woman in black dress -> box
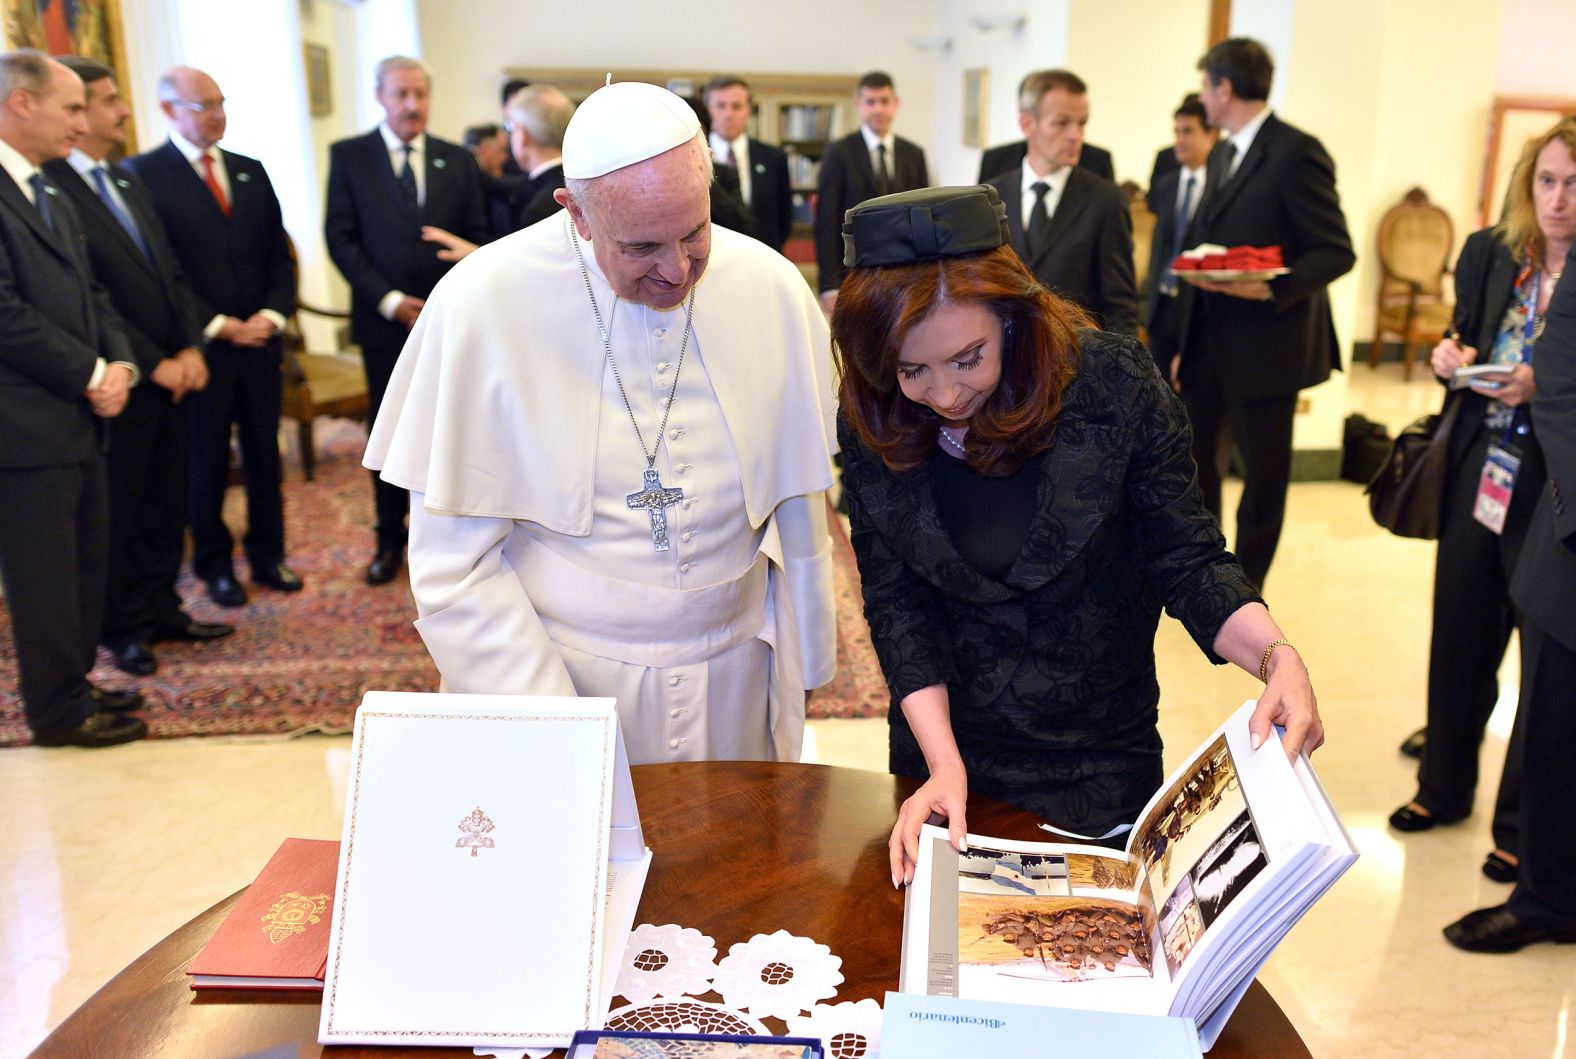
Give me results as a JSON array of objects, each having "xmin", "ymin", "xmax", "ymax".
[{"xmin": 828, "ymin": 187, "xmax": 1323, "ymax": 886}]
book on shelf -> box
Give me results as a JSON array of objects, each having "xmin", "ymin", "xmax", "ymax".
[
  {"xmin": 317, "ymin": 692, "xmax": 652, "ymax": 1049},
  {"xmin": 880, "ymin": 991, "xmax": 1203, "ymax": 1057},
  {"xmin": 898, "ymin": 699, "xmax": 1356, "ymax": 1050},
  {"xmin": 186, "ymin": 837, "xmax": 340, "ymax": 991}
]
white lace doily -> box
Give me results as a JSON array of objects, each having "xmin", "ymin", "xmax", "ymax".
[
  {"xmin": 786, "ymin": 998, "xmax": 884, "ymax": 1059},
  {"xmin": 711, "ymin": 929, "xmax": 844, "ymax": 1019},
  {"xmin": 603, "ymin": 997, "xmax": 770, "ymax": 1036},
  {"xmin": 471, "ymin": 1047, "xmax": 551, "ymax": 1059},
  {"xmin": 615, "ymin": 923, "xmax": 719, "ymax": 1003}
]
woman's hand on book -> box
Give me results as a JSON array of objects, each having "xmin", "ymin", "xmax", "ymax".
[
  {"xmin": 1251, "ymin": 650, "xmax": 1324, "ymax": 761},
  {"xmin": 890, "ymin": 762, "xmax": 969, "ymax": 888}
]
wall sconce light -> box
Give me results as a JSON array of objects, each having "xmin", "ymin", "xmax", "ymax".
[
  {"xmin": 908, "ymin": 35, "xmax": 954, "ymax": 52},
  {"xmin": 967, "ymin": 13, "xmax": 1027, "ymax": 33}
]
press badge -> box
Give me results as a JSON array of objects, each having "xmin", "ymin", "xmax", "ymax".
[{"xmin": 1472, "ymin": 444, "xmax": 1521, "ymax": 535}]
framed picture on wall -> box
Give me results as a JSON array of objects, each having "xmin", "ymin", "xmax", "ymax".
[
  {"xmin": 3, "ymin": 0, "xmax": 137, "ymax": 151},
  {"xmin": 304, "ymin": 43, "xmax": 332, "ymax": 117},
  {"xmin": 963, "ymin": 68, "xmax": 988, "ymax": 148},
  {"xmin": 1480, "ymin": 95, "xmax": 1576, "ymax": 226}
]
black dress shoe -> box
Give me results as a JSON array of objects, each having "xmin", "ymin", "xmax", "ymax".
[
  {"xmin": 1444, "ymin": 903, "xmax": 1576, "ymax": 953},
  {"xmin": 152, "ymin": 619, "xmax": 235, "ymax": 643},
  {"xmin": 1399, "ymin": 726, "xmax": 1426, "ymax": 759},
  {"xmin": 253, "ymin": 562, "xmax": 304, "ymax": 592},
  {"xmin": 365, "ymin": 547, "xmax": 404, "ymax": 586},
  {"xmin": 1388, "ymin": 803, "xmax": 1458, "ymax": 832},
  {"xmin": 108, "ymin": 642, "xmax": 157, "ymax": 676},
  {"xmin": 90, "ymin": 686, "xmax": 145, "ymax": 713},
  {"xmin": 1482, "ymin": 851, "xmax": 1520, "ymax": 884},
  {"xmin": 207, "ymin": 575, "xmax": 248, "ymax": 607},
  {"xmin": 35, "ymin": 710, "xmax": 148, "ymax": 748}
]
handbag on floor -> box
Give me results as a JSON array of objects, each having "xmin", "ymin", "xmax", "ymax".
[{"xmin": 1364, "ymin": 393, "xmax": 1463, "ymax": 540}]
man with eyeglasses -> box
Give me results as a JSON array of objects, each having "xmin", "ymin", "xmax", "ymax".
[
  {"xmin": 125, "ymin": 66, "xmax": 300, "ymax": 609},
  {"xmin": 324, "ymin": 54, "xmax": 488, "ymax": 587}
]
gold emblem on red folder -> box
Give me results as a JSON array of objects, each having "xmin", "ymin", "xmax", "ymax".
[
  {"xmin": 456, "ymin": 807, "xmax": 496, "ymax": 857},
  {"xmin": 259, "ymin": 891, "xmax": 329, "ymax": 944}
]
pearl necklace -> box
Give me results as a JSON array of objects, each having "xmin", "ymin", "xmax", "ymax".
[{"xmin": 938, "ymin": 426, "xmax": 968, "ymax": 456}]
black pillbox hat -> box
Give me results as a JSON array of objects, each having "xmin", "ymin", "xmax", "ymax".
[{"xmin": 842, "ymin": 185, "xmax": 1009, "ymax": 268}]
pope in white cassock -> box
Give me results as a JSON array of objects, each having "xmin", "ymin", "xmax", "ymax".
[{"xmin": 364, "ymin": 81, "xmax": 838, "ymax": 763}]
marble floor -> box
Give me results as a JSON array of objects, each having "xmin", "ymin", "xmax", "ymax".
[{"xmin": 2, "ymin": 363, "xmax": 1572, "ymax": 1057}]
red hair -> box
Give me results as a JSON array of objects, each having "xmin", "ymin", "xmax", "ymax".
[{"xmin": 832, "ymin": 246, "xmax": 1085, "ymax": 475}]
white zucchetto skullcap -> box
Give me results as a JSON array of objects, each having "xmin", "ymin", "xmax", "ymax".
[{"xmin": 561, "ymin": 79, "xmax": 702, "ymax": 179}]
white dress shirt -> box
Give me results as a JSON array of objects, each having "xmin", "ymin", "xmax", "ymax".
[
  {"xmin": 1019, "ymin": 157, "xmax": 1071, "ymax": 232},
  {"xmin": 860, "ymin": 125, "xmax": 896, "ymax": 188},
  {"xmin": 709, "ymin": 130, "xmax": 752, "ymax": 206},
  {"xmin": 1224, "ymin": 107, "xmax": 1272, "ymax": 177}
]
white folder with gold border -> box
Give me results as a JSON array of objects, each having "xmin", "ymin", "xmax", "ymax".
[{"xmin": 317, "ymin": 691, "xmax": 651, "ymax": 1048}]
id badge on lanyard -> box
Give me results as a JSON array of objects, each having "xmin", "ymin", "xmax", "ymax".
[{"xmin": 1472, "ymin": 271, "xmax": 1539, "ymax": 535}]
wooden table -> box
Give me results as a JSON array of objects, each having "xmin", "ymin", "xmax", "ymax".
[{"xmin": 34, "ymin": 762, "xmax": 1309, "ymax": 1057}]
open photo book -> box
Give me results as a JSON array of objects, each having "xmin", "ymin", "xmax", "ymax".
[{"xmin": 898, "ymin": 699, "xmax": 1357, "ymax": 1050}]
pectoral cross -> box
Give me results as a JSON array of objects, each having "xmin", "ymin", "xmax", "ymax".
[{"xmin": 627, "ymin": 467, "xmax": 684, "ymax": 551}]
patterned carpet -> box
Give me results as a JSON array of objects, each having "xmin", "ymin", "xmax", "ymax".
[{"xmin": 0, "ymin": 421, "xmax": 887, "ymax": 747}]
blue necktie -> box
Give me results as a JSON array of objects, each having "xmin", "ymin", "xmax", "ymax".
[
  {"xmin": 92, "ymin": 166, "xmax": 153, "ymax": 263},
  {"xmin": 1162, "ymin": 175, "xmax": 1196, "ymax": 295},
  {"xmin": 28, "ymin": 172, "xmax": 54, "ymax": 231}
]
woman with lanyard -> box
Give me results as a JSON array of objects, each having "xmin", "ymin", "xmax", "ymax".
[
  {"xmin": 827, "ymin": 185, "xmax": 1323, "ymax": 884},
  {"xmin": 1389, "ymin": 117, "xmax": 1575, "ymax": 887}
]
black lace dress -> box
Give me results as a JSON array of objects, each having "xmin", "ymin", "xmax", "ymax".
[{"xmin": 840, "ymin": 331, "xmax": 1262, "ymax": 834}]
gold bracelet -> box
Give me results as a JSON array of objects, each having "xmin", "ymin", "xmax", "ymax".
[{"xmin": 1259, "ymin": 639, "xmax": 1293, "ymax": 682}]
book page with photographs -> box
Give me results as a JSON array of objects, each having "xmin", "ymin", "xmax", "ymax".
[{"xmin": 901, "ymin": 827, "xmax": 1174, "ymax": 1011}]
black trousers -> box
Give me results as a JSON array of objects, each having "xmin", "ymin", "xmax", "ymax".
[
  {"xmin": 1179, "ymin": 358, "xmax": 1296, "ymax": 590},
  {"xmin": 362, "ymin": 343, "xmax": 410, "ymax": 552},
  {"xmin": 1507, "ymin": 619, "xmax": 1576, "ymax": 925},
  {"xmin": 102, "ymin": 401, "xmax": 189, "ymax": 647},
  {"xmin": 0, "ymin": 454, "xmax": 109, "ymax": 739},
  {"xmin": 187, "ymin": 341, "xmax": 285, "ymax": 581},
  {"xmin": 1415, "ymin": 424, "xmax": 1541, "ymax": 845}
]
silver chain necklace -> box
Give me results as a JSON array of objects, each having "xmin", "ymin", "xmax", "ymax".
[
  {"xmin": 938, "ymin": 426, "xmax": 968, "ymax": 456},
  {"xmin": 570, "ymin": 224, "xmax": 696, "ymax": 552}
]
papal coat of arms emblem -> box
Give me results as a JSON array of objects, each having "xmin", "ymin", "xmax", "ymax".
[
  {"xmin": 259, "ymin": 891, "xmax": 330, "ymax": 944},
  {"xmin": 456, "ymin": 807, "xmax": 496, "ymax": 857}
]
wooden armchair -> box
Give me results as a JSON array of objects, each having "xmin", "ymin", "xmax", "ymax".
[
  {"xmin": 1371, "ymin": 187, "xmax": 1455, "ymax": 379},
  {"xmin": 280, "ymin": 238, "xmax": 368, "ymax": 481}
]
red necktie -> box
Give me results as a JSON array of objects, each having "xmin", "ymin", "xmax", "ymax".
[{"xmin": 201, "ymin": 152, "xmax": 231, "ymax": 217}]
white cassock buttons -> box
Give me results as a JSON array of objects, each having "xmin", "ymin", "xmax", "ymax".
[
  {"xmin": 656, "ymin": 361, "xmax": 669, "ymax": 374},
  {"xmin": 682, "ymin": 531, "xmax": 694, "ymax": 543},
  {"xmin": 669, "ymin": 738, "xmax": 680, "ymax": 749},
  {"xmin": 669, "ymin": 428, "xmax": 683, "ymax": 439},
  {"xmin": 669, "ymin": 675, "xmax": 683, "ymax": 686},
  {"xmin": 680, "ymin": 562, "xmax": 695, "ymax": 572},
  {"xmin": 653, "ymin": 327, "xmax": 668, "ymax": 337}
]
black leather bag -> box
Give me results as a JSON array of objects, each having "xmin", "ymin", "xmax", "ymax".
[{"xmin": 1364, "ymin": 394, "xmax": 1463, "ymax": 540}]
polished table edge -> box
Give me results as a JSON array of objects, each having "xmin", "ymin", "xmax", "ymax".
[{"xmin": 33, "ymin": 762, "xmax": 1310, "ymax": 1057}]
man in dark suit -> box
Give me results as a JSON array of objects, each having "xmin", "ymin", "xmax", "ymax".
[
  {"xmin": 464, "ymin": 122, "xmax": 520, "ymax": 239},
  {"xmin": 985, "ymin": 69, "xmax": 1137, "ymax": 336},
  {"xmin": 45, "ymin": 56, "xmax": 233, "ymax": 677},
  {"xmin": 324, "ymin": 55, "xmax": 488, "ymax": 585},
  {"xmin": 126, "ymin": 65, "xmax": 300, "ymax": 608},
  {"xmin": 0, "ymin": 50, "xmax": 146, "ymax": 747},
  {"xmin": 704, "ymin": 75, "xmax": 793, "ymax": 253},
  {"xmin": 1446, "ymin": 241, "xmax": 1576, "ymax": 953},
  {"xmin": 814, "ymin": 71, "xmax": 928, "ymax": 310},
  {"xmin": 1172, "ymin": 39, "xmax": 1354, "ymax": 590},
  {"xmin": 1143, "ymin": 94, "xmax": 1218, "ymax": 373},
  {"xmin": 504, "ymin": 83, "xmax": 572, "ymax": 231},
  {"xmin": 977, "ymin": 72, "xmax": 1116, "ymax": 185}
]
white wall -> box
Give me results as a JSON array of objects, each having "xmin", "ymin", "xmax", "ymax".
[
  {"xmin": 1495, "ymin": 0, "xmax": 1576, "ymax": 96},
  {"xmin": 415, "ymin": 0, "xmax": 939, "ymax": 157},
  {"xmin": 1067, "ymin": 0, "xmax": 1211, "ymax": 186},
  {"xmin": 926, "ymin": 0, "xmax": 1069, "ymax": 186}
]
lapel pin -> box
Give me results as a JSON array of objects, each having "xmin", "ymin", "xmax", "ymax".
[
  {"xmin": 433, "ymin": 157, "xmax": 447, "ymax": 170},
  {"xmin": 116, "ymin": 177, "xmax": 131, "ymax": 188},
  {"xmin": 755, "ymin": 163, "xmax": 765, "ymax": 173},
  {"xmin": 236, "ymin": 171, "xmax": 252, "ymax": 183}
]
